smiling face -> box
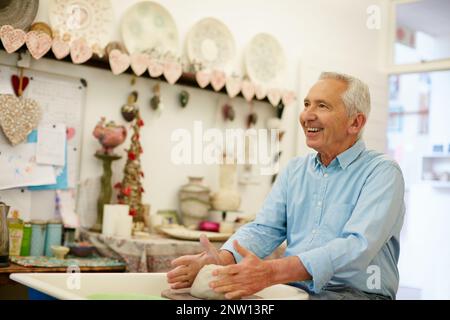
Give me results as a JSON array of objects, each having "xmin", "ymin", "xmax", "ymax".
[{"xmin": 300, "ymin": 78, "xmax": 365, "ymax": 165}]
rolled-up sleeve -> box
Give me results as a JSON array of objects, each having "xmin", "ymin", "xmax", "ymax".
[
  {"xmin": 221, "ymin": 162, "xmax": 290, "ymax": 262},
  {"xmin": 298, "ymin": 161, "xmax": 405, "ymax": 293}
]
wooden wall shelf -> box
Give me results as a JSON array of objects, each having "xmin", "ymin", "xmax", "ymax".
[{"xmin": 1, "ymin": 46, "xmax": 284, "ymax": 110}]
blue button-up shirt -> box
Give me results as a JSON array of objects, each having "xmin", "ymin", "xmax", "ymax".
[{"xmin": 221, "ymin": 139, "xmax": 405, "ymax": 299}]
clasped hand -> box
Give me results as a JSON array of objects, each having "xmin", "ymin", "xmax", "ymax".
[{"xmin": 166, "ymin": 235, "xmax": 273, "ymax": 300}]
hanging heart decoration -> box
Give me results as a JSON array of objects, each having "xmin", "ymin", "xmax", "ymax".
[
  {"xmin": 255, "ymin": 85, "xmax": 267, "ymax": 100},
  {"xmin": 130, "ymin": 52, "xmax": 150, "ymax": 76},
  {"xmin": 1, "ymin": 26, "xmax": 26, "ymax": 54},
  {"xmin": 225, "ymin": 77, "xmax": 241, "ymax": 98},
  {"xmin": 241, "ymin": 80, "xmax": 255, "ymax": 102},
  {"xmin": 195, "ymin": 70, "xmax": 210, "ymax": 88},
  {"xmin": 52, "ymin": 38, "xmax": 70, "ymax": 60},
  {"xmin": 0, "ymin": 94, "xmax": 41, "ymax": 146},
  {"xmin": 163, "ymin": 61, "xmax": 182, "ymax": 85},
  {"xmin": 210, "ymin": 70, "xmax": 226, "ymax": 92},
  {"xmin": 282, "ymin": 90, "xmax": 297, "ymax": 106},
  {"xmin": 11, "ymin": 75, "xmax": 30, "ymax": 97},
  {"xmin": 109, "ymin": 49, "xmax": 130, "ymax": 75},
  {"xmin": 267, "ymin": 88, "xmax": 282, "ymax": 107},
  {"xmin": 26, "ymin": 31, "xmax": 52, "ymax": 60},
  {"xmin": 148, "ymin": 59, "xmax": 164, "ymax": 77},
  {"xmin": 0, "ymin": 25, "xmax": 13, "ymax": 38},
  {"xmin": 70, "ymin": 38, "xmax": 92, "ymax": 64}
]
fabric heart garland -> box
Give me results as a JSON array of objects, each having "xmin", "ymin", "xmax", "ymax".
[
  {"xmin": 163, "ymin": 61, "xmax": 182, "ymax": 85},
  {"xmin": 1, "ymin": 25, "xmax": 26, "ymax": 54},
  {"xmin": 210, "ymin": 70, "xmax": 226, "ymax": 92},
  {"xmin": 130, "ymin": 52, "xmax": 150, "ymax": 76},
  {"xmin": 255, "ymin": 85, "xmax": 267, "ymax": 100},
  {"xmin": 109, "ymin": 49, "xmax": 130, "ymax": 75},
  {"xmin": 52, "ymin": 37, "xmax": 70, "ymax": 60},
  {"xmin": 267, "ymin": 88, "xmax": 282, "ymax": 107},
  {"xmin": 70, "ymin": 38, "xmax": 92, "ymax": 64},
  {"xmin": 0, "ymin": 94, "xmax": 41, "ymax": 146},
  {"xmin": 195, "ymin": 70, "xmax": 210, "ymax": 88},
  {"xmin": 241, "ymin": 80, "xmax": 255, "ymax": 102},
  {"xmin": 0, "ymin": 25, "xmax": 13, "ymax": 38},
  {"xmin": 26, "ymin": 31, "xmax": 52, "ymax": 60},
  {"xmin": 225, "ymin": 77, "xmax": 241, "ymax": 98},
  {"xmin": 148, "ymin": 59, "xmax": 164, "ymax": 77}
]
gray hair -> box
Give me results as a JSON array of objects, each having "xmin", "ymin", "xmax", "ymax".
[{"xmin": 319, "ymin": 72, "xmax": 371, "ymax": 118}]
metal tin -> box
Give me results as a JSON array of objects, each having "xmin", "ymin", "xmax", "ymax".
[
  {"xmin": 20, "ymin": 223, "xmax": 32, "ymax": 256},
  {"xmin": 30, "ymin": 220, "xmax": 47, "ymax": 257},
  {"xmin": 44, "ymin": 220, "xmax": 62, "ymax": 257}
]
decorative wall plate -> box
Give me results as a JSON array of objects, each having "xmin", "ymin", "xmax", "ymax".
[
  {"xmin": 245, "ymin": 33, "xmax": 286, "ymax": 87},
  {"xmin": 121, "ymin": 1, "xmax": 179, "ymax": 55},
  {"xmin": 186, "ymin": 18, "xmax": 236, "ymax": 73},
  {"xmin": 48, "ymin": 0, "xmax": 113, "ymax": 48},
  {"xmin": 158, "ymin": 226, "xmax": 232, "ymax": 242}
]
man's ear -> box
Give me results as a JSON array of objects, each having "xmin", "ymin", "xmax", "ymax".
[{"xmin": 348, "ymin": 113, "xmax": 366, "ymax": 136}]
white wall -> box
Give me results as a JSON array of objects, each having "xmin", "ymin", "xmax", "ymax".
[{"xmin": 0, "ymin": 0, "xmax": 389, "ymax": 225}]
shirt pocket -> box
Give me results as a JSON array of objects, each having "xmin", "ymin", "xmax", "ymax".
[{"xmin": 322, "ymin": 203, "xmax": 354, "ymax": 236}]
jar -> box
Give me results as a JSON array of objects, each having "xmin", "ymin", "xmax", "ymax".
[
  {"xmin": 44, "ymin": 220, "xmax": 63, "ymax": 257},
  {"xmin": 30, "ymin": 220, "xmax": 47, "ymax": 256},
  {"xmin": 179, "ymin": 177, "xmax": 211, "ymax": 228},
  {"xmin": 20, "ymin": 223, "xmax": 32, "ymax": 256}
]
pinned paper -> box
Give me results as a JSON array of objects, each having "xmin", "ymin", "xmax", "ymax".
[
  {"xmin": 28, "ymin": 145, "xmax": 68, "ymax": 191},
  {"xmin": 0, "ymin": 143, "xmax": 56, "ymax": 190},
  {"xmin": 36, "ymin": 124, "xmax": 66, "ymax": 166}
]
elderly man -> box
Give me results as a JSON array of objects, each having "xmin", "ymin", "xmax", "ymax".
[{"xmin": 167, "ymin": 72, "xmax": 405, "ymax": 300}]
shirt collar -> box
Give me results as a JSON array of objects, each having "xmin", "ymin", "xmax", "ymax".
[{"xmin": 313, "ymin": 139, "xmax": 366, "ymax": 170}]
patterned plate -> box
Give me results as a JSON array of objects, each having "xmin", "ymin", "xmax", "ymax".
[
  {"xmin": 158, "ymin": 226, "xmax": 232, "ymax": 242},
  {"xmin": 48, "ymin": 0, "xmax": 114, "ymax": 48},
  {"xmin": 245, "ymin": 33, "xmax": 286, "ymax": 87},
  {"xmin": 121, "ymin": 1, "xmax": 179, "ymax": 55},
  {"xmin": 186, "ymin": 17, "xmax": 236, "ymax": 72}
]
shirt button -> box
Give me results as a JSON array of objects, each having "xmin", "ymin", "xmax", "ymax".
[
  {"xmin": 317, "ymin": 201, "xmax": 322, "ymax": 206},
  {"xmin": 312, "ymin": 229, "xmax": 317, "ymax": 234},
  {"xmin": 324, "ymin": 173, "xmax": 328, "ymax": 177}
]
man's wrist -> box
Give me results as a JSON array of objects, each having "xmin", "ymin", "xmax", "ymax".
[
  {"xmin": 218, "ymin": 249, "xmax": 236, "ymax": 265},
  {"xmin": 266, "ymin": 256, "xmax": 312, "ymax": 285}
]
